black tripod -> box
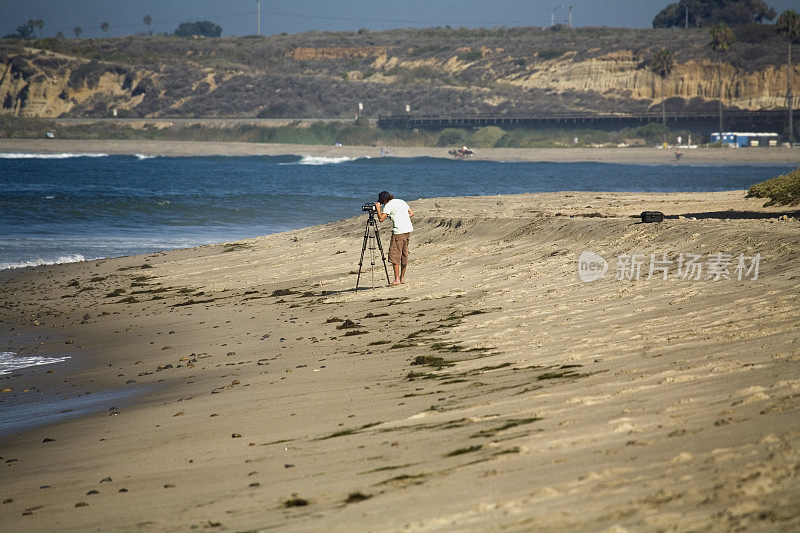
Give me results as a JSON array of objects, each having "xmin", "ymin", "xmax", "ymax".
[{"xmin": 356, "ymin": 210, "xmax": 390, "ymax": 289}]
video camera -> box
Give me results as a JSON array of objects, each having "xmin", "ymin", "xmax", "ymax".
[{"xmin": 362, "ymin": 202, "xmax": 377, "ymax": 213}]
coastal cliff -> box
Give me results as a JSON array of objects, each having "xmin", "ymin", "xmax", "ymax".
[
  {"xmin": 503, "ymin": 51, "xmax": 797, "ymax": 111},
  {"xmin": 0, "ymin": 50, "xmax": 147, "ymax": 117},
  {"xmin": 0, "ymin": 25, "xmax": 795, "ymax": 118}
]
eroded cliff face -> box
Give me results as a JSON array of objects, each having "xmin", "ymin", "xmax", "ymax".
[
  {"xmin": 0, "ymin": 50, "xmax": 151, "ymax": 117},
  {"xmin": 0, "ymin": 48, "xmax": 230, "ymax": 118},
  {"xmin": 0, "ymin": 44, "xmax": 795, "ymax": 118},
  {"xmin": 367, "ymin": 48, "xmax": 797, "ymax": 111},
  {"xmin": 499, "ymin": 50, "xmax": 798, "ymax": 111}
]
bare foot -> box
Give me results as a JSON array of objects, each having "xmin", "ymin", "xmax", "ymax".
[
  {"xmin": 400, "ymin": 279, "xmax": 406, "ymax": 284},
  {"xmin": 389, "ymin": 280, "xmax": 401, "ymax": 286}
]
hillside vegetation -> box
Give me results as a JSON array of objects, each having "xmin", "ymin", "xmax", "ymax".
[
  {"xmin": 0, "ymin": 24, "xmax": 795, "ymax": 120},
  {"xmin": 3, "ymin": 113, "xmax": 701, "ymax": 149}
]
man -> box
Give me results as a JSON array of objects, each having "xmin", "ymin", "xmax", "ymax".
[{"xmin": 375, "ymin": 191, "xmax": 414, "ymax": 285}]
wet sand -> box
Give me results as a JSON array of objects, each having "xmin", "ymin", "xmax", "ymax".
[
  {"xmin": 1, "ymin": 191, "xmax": 799, "ymax": 530},
  {"xmin": 2, "ymin": 138, "xmax": 800, "ymax": 165}
]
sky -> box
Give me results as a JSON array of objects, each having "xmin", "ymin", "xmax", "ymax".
[{"xmin": 1, "ymin": 0, "xmax": 798, "ymax": 39}]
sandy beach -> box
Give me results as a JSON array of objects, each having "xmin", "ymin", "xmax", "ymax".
[
  {"xmin": 2, "ymin": 138, "xmax": 800, "ymax": 165},
  {"xmin": 1, "ymin": 188, "xmax": 799, "ymax": 531}
]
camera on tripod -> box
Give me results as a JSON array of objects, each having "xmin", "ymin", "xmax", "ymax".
[{"xmin": 356, "ymin": 201, "xmax": 389, "ymax": 289}]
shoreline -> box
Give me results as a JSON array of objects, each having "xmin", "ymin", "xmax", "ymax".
[
  {"xmin": 1, "ymin": 191, "xmax": 799, "ymax": 530},
  {"xmin": 2, "ymin": 138, "xmax": 800, "ymax": 165},
  {"xmin": 1, "ymin": 188, "xmax": 796, "ymax": 275}
]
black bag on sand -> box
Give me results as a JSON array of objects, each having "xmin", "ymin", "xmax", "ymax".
[{"xmin": 640, "ymin": 211, "xmax": 664, "ymax": 223}]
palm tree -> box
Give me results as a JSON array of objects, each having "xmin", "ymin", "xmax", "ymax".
[
  {"xmin": 777, "ymin": 10, "xmax": 800, "ymax": 142},
  {"xmin": 15, "ymin": 22, "xmax": 34, "ymax": 39},
  {"xmin": 30, "ymin": 19, "xmax": 44, "ymax": 38},
  {"xmin": 144, "ymin": 15, "xmax": 153, "ymax": 36},
  {"xmin": 101, "ymin": 21, "xmax": 110, "ymax": 37},
  {"xmin": 74, "ymin": 26, "xmax": 82, "ymax": 38},
  {"xmin": 650, "ymin": 49, "xmax": 675, "ymax": 132},
  {"xmin": 709, "ymin": 23, "xmax": 735, "ymax": 136}
]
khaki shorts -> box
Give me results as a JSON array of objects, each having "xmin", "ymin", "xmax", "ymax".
[{"xmin": 388, "ymin": 233, "xmax": 410, "ymax": 266}]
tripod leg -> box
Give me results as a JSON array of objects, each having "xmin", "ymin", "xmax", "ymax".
[
  {"xmin": 355, "ymin": 218, "xmax": 371, "ymax": 290},
  {"xmin": 370, "ymin": 236, "xmax": 376, "ymax": 289},
  {"xmin": 372, "ymin": 220, "xmax": 391, "ymax": 285}
]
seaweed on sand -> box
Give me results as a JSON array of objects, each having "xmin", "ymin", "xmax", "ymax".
[
  {"xmin": 410, "ymin": 355, "xmax": 455, "ymax": 368},
  {"xmin": 445, "ymin": 445, "xmax": 482, "ymax": 457},
  {"xmin": 344, "ymin": 492, "xmax": 371, "ymax": 503},
  {"xmin": 470, "ymin": 417, "xmax": 542, "ymax": 438},
  {"xmin": 283, "ymin": 495, "xmax": 309, "ymax": 507}
]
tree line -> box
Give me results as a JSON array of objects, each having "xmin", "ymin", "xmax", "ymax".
[
  {"xmin": 0, "ymin": 0, "xmax": 791, "ymax": 39},
  {"xmin": 3, "ymin": 17, "xmax": 221, "ymax": 39},
  {"xmin": 653, "ymin": 0, "xmax": 777, "ymax": 28}
]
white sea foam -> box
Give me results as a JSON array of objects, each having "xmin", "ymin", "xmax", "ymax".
[
  {"xmin": 281, "ymin": 155, "xmax": 358, "ymax": 166},
  {"xmin": 0, "ymin": 254, "xmax": 87, "ymax": 270},
  {"xmin": 0, "ymin": 152, "xmax": 109, "ymax": 159},
  {"xmin": 0, "ymin": 352, "xmax": 71, "ymax": 375},
  {"xmin": 134, "ymin": 153, "xmax": 156, "ymax": 160}
]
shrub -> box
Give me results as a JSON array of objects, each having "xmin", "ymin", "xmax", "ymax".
[
  {"xmin": 387, "ymin": 66, "xmax": 414, "ymax": 84},
  {"xmin": 537, "ymin": 49, "xmax": 564, "ymax": 60},
  {"xmin": 411, "ymin": 65, "xmax": 436, "ymax": 80},
  {"xmin": 456, "ymin": 49, "xmax": 483, "ymax": 62},
  {"xmin": 411, "ymin": 44, "xmax": 446, "ymax": 56},
  {"xmin": 634, "ymin": 122, "xmax": 669, "ymax": 144},
  {"xmin": 747, "ymin": 167, "xmax": 800, "ymax": 206},
  {"xmin": 471, "ymin": 126, "xmax": 506, "ymax": 148},
  {"xmin": 437, "ymin": 128, "xmax": 469, "ymax": 147}
]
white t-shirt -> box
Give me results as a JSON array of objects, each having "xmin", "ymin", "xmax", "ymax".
[{"xmin": 383, "ymin": 198, "xmax": 413, "ymax": 234}]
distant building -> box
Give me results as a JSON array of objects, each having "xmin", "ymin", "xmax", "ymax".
[{"xmin": 710, "ymin": 132, "xmax": 779, "ymax": 147}]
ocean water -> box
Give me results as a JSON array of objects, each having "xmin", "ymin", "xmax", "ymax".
[
  {"xmin": 0, "ymin": 381, "xmax": 141, "ymax": 437},
  {"xmin": 0, "ymin": 152, "xmax": 792, "ymax": 270}
]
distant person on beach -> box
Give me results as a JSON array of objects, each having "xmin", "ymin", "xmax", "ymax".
[
  {"xmin": 675, "ymin": 149, "xmax": 682, "ymax": 161},
  {"xmin": 375, "ymin": 191, "xmax": 414, "ymax": 285}
]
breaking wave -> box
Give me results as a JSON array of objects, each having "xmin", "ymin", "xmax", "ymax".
[
  {"xmin": 0, "ymin": 254, "xmax": 87, "ymax": 270},
  {"xmin": 281, "ymin": 155, "xmax": 364, "ymax": 166},
  {"xmin": 0, "ymin": 352, "xmax": 72, "ymax": 375}
]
